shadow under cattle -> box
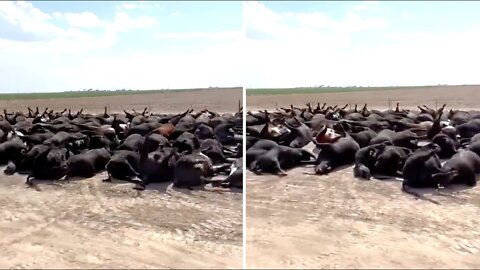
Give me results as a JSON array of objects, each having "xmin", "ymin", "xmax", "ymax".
[
  {"xmin": 371, "ymin": 175, "xmax": 475, "ymax": 199},
  {"xmin": 300, "ymin": 164, "xmax": 353, "ymax": 176},
  {"xmin": 404, "ymin": 184, "xmax": 473, "ymax": 197},
  {"xmin": 170, "ymin": 183, "xmax": 242, "ymax": 195},
  {"xmin": 439, "ymin": 184, "xmax": 475, "ymax": 194},
  {"xmin": 121, "ymin": 179, "xmax": 242, "ymax": 194},
  {"xmin": 371, "ymin": 175, "xmax": 403, "ymax": 182},
  {"xmin": 24, "ymin": 178, "xmax": 67, "ymax": 191},
  {"xmin": 401, "ymin": 187, "xmax": 471, "ymax": 205},
  {"xmin": 223, "ymin": 187, "xmax": 243, "ymax": 194},
  {"xmin": 138, "ymin": 182, "xmax": 171, "ymax": 193}
]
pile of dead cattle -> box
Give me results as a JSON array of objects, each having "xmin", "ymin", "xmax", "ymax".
[
  {"xmin": 246, "ymin": 103, "xmax": 480, "ymax": 201},
  {"xmin": 0, "ymin": 107, "xmax": 243, "ymax": 190}
]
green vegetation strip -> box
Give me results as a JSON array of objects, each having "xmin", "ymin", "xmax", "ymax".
[
  {"xmin": 246, "ymin": 86, "xmax": 445, "ymax": 96},
  {"xmin": 0, "ymin": 87, "xmax": 241, "ymax": 100}
]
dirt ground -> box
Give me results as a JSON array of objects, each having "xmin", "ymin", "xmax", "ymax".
[
  {"xmin": 246, "ymin": 86, "xmax": 480, "ymax": 269},
  {"xmin": 0, "ymin": 171, "xmax": 242, "ymax": 269},
  {"xmin": 0, "ymin": 88, "xmax": 243, "ymax": 269},
  {"xmin": 0, "ymin": 87, "xmax": 242, "ymax": 114}
]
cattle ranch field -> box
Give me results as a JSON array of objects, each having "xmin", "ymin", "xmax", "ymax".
[
  {"xmin": 0, "ymin": 88, "xmax": 242, "ymax": 269},
  {"xmin": 246, "ymin": 85, "xmax": 480, "ymax": 269}
]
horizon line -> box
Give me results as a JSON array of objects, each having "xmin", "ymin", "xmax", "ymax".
[
  {"xmin": 246, "ymin": 84, "xmax": 480, "ymax": 90},
  {"xmin": 0, "ymin": 86, "xmax": 243, "ymax": 95}
]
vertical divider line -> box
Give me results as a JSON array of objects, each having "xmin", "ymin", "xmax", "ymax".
[
  {"xmin": 242, "ymin": 1, "xmax": 247, "ymax": 268},
  {"xmin": 242, "ymin": 85, "xmax": 247, "ymax": 269}
]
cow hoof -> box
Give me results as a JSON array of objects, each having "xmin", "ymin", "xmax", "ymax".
[
  {"xmin": 361, "ymin": 175, "xmax": 371, "ymax": 181},
  {"xmin": 133, "ymin": 184, "xmax": 145, "ymax": 191}
]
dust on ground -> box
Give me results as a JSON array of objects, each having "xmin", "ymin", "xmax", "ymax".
[
  {"xmin": 246, "ymin": 86, "xmax": 480, "ymax": 269},
  {"xmin": 0, "ymin": 171, "xmax": 242, "ymax": 269},
  {"xmin": 247, "ymin": 165, "xmax": 480, "ymax": 269}
]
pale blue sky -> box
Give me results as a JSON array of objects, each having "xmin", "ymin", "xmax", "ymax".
[
  {"xmin": 245, "ymin": 1, "xmax": 480, "ymax": 87},
  {"xmin": 0, "ymin": 1, "xmax": 242, "ymax": 92},
  {"xmin": 2, "ymin": 1, "xmax": 480, "ymax": 92}
]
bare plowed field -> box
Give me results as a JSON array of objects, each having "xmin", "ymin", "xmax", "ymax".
[
  {"xmin": 247, "ymin": 85, "xmax": 480, "ymax": 111},
  {"xmin": 0, "ymin": 88, "xmax": 242, "ymax": 114}
]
